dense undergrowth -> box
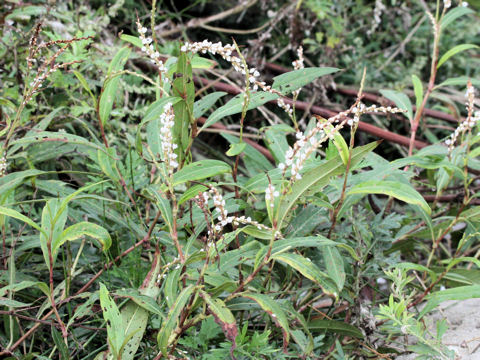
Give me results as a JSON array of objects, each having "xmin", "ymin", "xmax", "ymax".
[{"xmin": 1, "ymin": 0, "xmax": 480, "ymax": 359}]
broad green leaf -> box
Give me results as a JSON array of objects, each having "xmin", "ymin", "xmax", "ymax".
[
  {"xmin": 441, "ymin": 6, "xmax": 474, "ymax": 30},
  {"xmin": 120, "ymin": 34, "xmax": 142, "ymax": 48},
  {"xmin": 202, "ymin": 92, "xmax": 278, "ymax": 131},
  {"xmin": 158, "ymin": 285, "xmax": 196, "ymax": 355},
  {"xmin": 0, "ymin": 206, "xmax": 45, "ymax": 236},
  {"xmin": 119, "ymin": 301, "xmax": 149, "ymax": 360},
  {"xmin": 116, "ymin": 289, "xmax": 165, "ymax": 318},
  {"xmin": 411, "ymin": 74, "xmax": 423, "ymax": 110},
  {"xmin": 191, "ymin": 55, "xmax": 216, "ymax": 69},
  {"xmin": 273, "ymin": 253, "xmax": 337, "ymax": 296},
  {"xmin": 56, "ymin": 222, "xmax": 112, "ymax": 255},
  {"xmin": 436, "ymin": 76, "xmax": 480, "ymax": 88},
  {"xmin": 178, "ymin": 184, "xmax": 209, "ymax": 206},
  {"xmin": 239, "ymin": 225, "xmax": 274, "ymax": 240},
  {"xmin": 421, "ymin": 285, "xmax": 480, "ymax": 318},
  {"xmin": 0, "ymin": 298, "xmax": 31, "ymax": 307},
  {"xmin": 200, "ymin": 291, "xmax": 238, "ymax": 349},
  {"xmin": 172, "ymin": 160, "xmax": 231, "ymax": 186},
  {"xmin": 97, "ymin": 147, "xmax": 119, "ymax": 182},
  {"xmin": 226, "ymin": 142, "xmax": 246, "ymax": 156},
  {"xmin": 0, "ymin": 169, "xmax": 45, "ymax": 195},
  {"xmin": 264, "ymin": 125, "xmax": 293, "ymax": 163},
  {"xmin": 322, "ymin": 247, "xmax": 345, "ymax": 292},
  {"xmin": 40, "ymin": 199, "xmax": 68, "ymax": 268},
  {"xmin": 172, "ymin": 52, "xmax": 195, "ymax": 160},
  {"xmin": 0, "ymin": 280, "xmax": 50, "ymax": 297},
  {"xmin": 99, "ymin": 283, "xmax": 125, "ymax": 357},
  {"xmin": 99, "ymin": 47, "xmax": 131, "ymax": 125},
  {"xmin": 277, "ymin": 141, "xmax": 380, "ymax": 226},
  {"xmin": 242, "ymin": 293, "xmax": 290, "ymax": 349},
  {"xmin": 437, "ymin": 44, "xmax": 479, "ymax": 69},
  {"xmin": 193, "ymin": 92, "xmax": 227, "ymax": 119},
  {"xmin": 272, "ymin": 67, "xmax": 339, "ymax": 95},
  {"xmin": 6, "ymin": 5, "xmax": 46, "ymax": 20},
  {"xmin": 308, "ymin": 319, "xmax": 364, "ymax": 338},
  {"xmin": 347, "ymin": 180, "xmax": 431, "ymax": 215},
  {"xmin": 9, "ymin": 131, "xmax": 108, "ymax": 155},
  {"xmin": 380, "ymin": 89, "xmax": 413, "ymax": 121},
  {"xmin": 143, "ymin": 186, "xmax": 173, "ymax": 232}
]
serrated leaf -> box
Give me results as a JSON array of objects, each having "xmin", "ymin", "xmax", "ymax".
[
  {"xmin": 437, "ymin": 44, "xmax": 479, "ymax": 69},
  {"xmin": 380, "ymin": 89, "xmax": 413, "ymax": 121},
  {"xmin": 347, "ymin": 180, "xmax": 431, "ymax": 215},
  {"xmin": 157, "ymin": 285, "xmax": 196, "ymax": 355},
  {"xmin": 272, "ymin": 67, "xmax": 339, "ymax": 95},
  {"xmin": 242, "ymin": 293, "xmax": 290, "ymax": 350},
  {"xmin": 172, "ymin": 160, "xmax": 231, "ymax": 186},
  {"xmin": 272, "ymin": 253, "xmax": 337, "ymax": 296}
]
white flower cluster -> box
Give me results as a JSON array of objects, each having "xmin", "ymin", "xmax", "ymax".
[
  {"xmin": 197, "ymin": 187, "xmax": 269, "ymax": 237},
  {"xmin": 292, "ymin": 46, "xmax": 304, "ymax": 70},
  {"xmin": 444, "ymin": 0, "xmax": 451, "ymax": 8},
  {"xmin": 277, "ymin": 98, "xmax": 293, "ymax": 117},
  {"xmin": 265, "ymin": 184, "xmax": 279, "ymax": 207},
  {"xmin": 0, "ymin": 156, "xmax": 7, "ymax": 177},
  {"xmin": 462, "ymin": 2, "xmax": 469, "ymax": 7},
  {"xmin": 445, "ymin": 83, "xmax": 479, "ymax": 152},
  {"xmin": 181, "ymin": 40, "xmax": 260, "ymax": 90},
  {"xmin": 137, "ymin": 22, "xmax": 168, "ymax": 78},
  {"xmin": 159, "ymin": 103, "xmax": 179, "ymax": 176},
  {"xmin": 277, "ymin": 102, "xmax": 405, "ymax": 183},
  {"xmin": 367, "ymin": 0, "xmax": 386, "ymax": 36}
]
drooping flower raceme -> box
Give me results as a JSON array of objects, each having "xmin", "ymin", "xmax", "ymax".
[
  {"xmin": 0, "ymin": 156, "xmax": 7, "ymax": 177},
  {"xmin": 137, "ymin": 21, "xmax": 168, "ymax": 81},
  {"xmin": 181, "ymin": 40, "xmax": 260, "ymax": 90},
  {"xmin": 159, "ymin": 103, "xmax": 179, "ymax": 177},
  {"xmin": 445, "ymin": 82, "xmax": 479, "ymax": 152},
  {"xmin": 277, "ymin": 103, "xmax": 405, "ymax": 185}
]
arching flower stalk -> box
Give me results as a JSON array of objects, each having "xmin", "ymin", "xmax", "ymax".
[
  {"xmin": 445, "ymin": 81, "xmax": 479, "ymax": 153},
  {"xmin": 277, "ymin": 103, "xmax": 405, "ymax": 187},
  {"xmin": 137, "ymin": 19, "xmax": 168, "ymax": 82}
]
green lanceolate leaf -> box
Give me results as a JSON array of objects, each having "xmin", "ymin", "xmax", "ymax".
[
  {"xmin": 242, "ymin": 293, "xmax": 290, "ymax": 350},
  {"xmin": 226, "ymin": 142, "xmax": 246, "ymax": 157},
  {"xmin": 199, "ymin": 291, "xmax": 238, "ymax": 353},
  {"xmin": 172, "ymin": 52, "xmax": 195, "ymax": 159},
  {"xmin": 99, "ymin": 47, "xmax": 131, "ymax": 125},
  {"xmin": 143, "ymin": 186, "xmax": 173, "ymax": 232},
  {"xmin": 40, "ymin": 199, "xmax": 68, "ymax": 268},
  {"xmin": 380, "ymin": 89, "xmax": 413, "ymax": 121},
  {"xmin": 411, "ymin": 74, "xmax": 423, "ymax": 110},
  {"xmin": 99, "ymin": 283, "xmax": 125, "ymax": 357},
  {"xmin": 440, "ymin": 6, "xmax": 474, "ymax": 30},
  {"xmin": 277, "ymin": 141, "xmax": 380, "ymax": 227},
  {"xmin": 202, "ymin": 91, "xmax": 278, "ymax": 131},
  {"xmin": 55, "ymin": 221, "xmax": 112, "ymax": 255},
  {"xmin": 119, "ymin": 301, "xmax": 149, "ymax": 360},
  {"xmin": 308, "ymin": 319, "xmax": 364, "ymax": 338},
  {"xmin": 437, "ymin": 44, "xmax": 479, "ymax": 69},
  {"xmin": 52, "ymin": 327, "xmax": 70, "ymax": 360},
  {"xmin": 272, "ymin": 252, "xmax": 337, "ymax": 296},
  {"xmin": 322, "ymin": 246, "xmax": 345, "ymax": 292},
  {"xmin": 193, "ymin": 91, "xmax": 227, "ymax": 118},
  {"xmin": 0, "ymin": 206, "xmax": 45, "ymax": 236},
  {"xmin": 172, "ymin": 160, "xmax": 231, "ymax": 186},
  {"xmin": 158, "ymin": 285, "xmax": 196, "ymax": 355},
  {"xmin": 347, "ymin": 180, "xmax": 431, "ymax": 215},
  {"xmin": 272, "ymin": 67, "xmax": 339, "ymax": 95}
]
